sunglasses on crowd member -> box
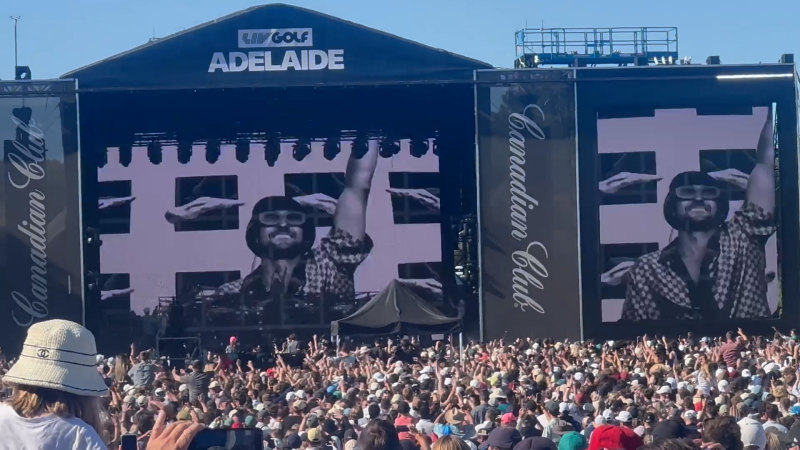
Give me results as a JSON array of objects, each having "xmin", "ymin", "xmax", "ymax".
[
  {"xmin": 256, "ymin": 210, "xmax": 307, "ymax": 226},
  {"xmin": 674, "ymin": 185, "xmax": 721, "ymax": 201}
]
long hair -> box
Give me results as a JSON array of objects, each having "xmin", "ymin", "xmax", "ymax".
[
  {"xmin": 358, "ymin": 419, "xmax": 401, "ymax": 450},
  {"xmin": 433, "ymin": 435, "xmax": 471, "ymax": 450},
  {"xmin": 113, "ymin": 354, "xmax": 129, "ymax": 383},
  {"xmin": 8, "ymin": 385, "xmax": 106, "ymax": 442}
]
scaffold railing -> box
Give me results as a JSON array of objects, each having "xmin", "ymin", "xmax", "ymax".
[{"xmin": 514, "ymin": 27, "xmax": 678, "ymax": 67}]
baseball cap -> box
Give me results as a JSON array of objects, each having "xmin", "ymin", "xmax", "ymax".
[
  {"xmin": 501, "ymin": 412, "xmax": 517, "ymax": 425},
  {"xmin": 588, "ymin": 425, "xmax": 643, "ymax": 450},
  {"xmin": 657, "ymin": 386, "xmax": 672, "ymax": 394},
  {"xmin": 307, "ymin": 428, "xmax": 322, "ymax": 443},
  {"xmin": 545, "ymin": 401, "xmax": 560, "ymax": 415},
  {"xmin": 485, "ymin": 427, "xmax": 522, "ymax": 450},
  {"xmin": 558, "ymin": 432, "xmax": 588, "ymax": 450},
  {"xmin": 615, "ymin": 411, "xmax": 633, "ymax": 423},
  {"xmin": 738, "ymin": 417, "xmax": 766, "ymax": 450}
]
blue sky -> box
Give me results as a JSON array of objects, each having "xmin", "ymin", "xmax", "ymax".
[{"xmin": 2, "ymin": 0, "xmax": 799, "ymax": 80}]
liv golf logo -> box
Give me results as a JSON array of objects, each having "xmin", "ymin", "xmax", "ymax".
[{"xmin": 208, "ymin": 27, "xmax": 345, "ymax": 72}]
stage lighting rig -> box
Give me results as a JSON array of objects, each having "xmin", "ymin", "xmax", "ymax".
[
  {"xmin": 147, "ymin": 141, "xmax": 162, "ymax": 165},
  {"xmin": 264, "ymin": 134, "xmax": 280, "ymax": 167},
  {"xmin": 206, "ymin": 139, "xmax": 221, "ymax": 163},
  {"xmin": 235, "ymin": 138, "xmax": 250, "ymax": 163},
  {"xmin": 323, "ymin": 135, "xmax": 341, "ymax": 161},
  {"xmin": 352, "ymin": 134, "xmax": 369, "ymax": 159},
  {"xmin": 177, "ymin": 138, "xmax": 192, "ymax": 164},
  {"xmin": 293, "ymin": 137, "xmax": 311, "ymax": 161},
  {"xmin": 409, "ymin": 137, "xmax": 429, "ymax": 158},
  {"xmin": 118, "ymin": 142, "xmax": 133, "ymax": 167},
  {"xmin": 379, "ymin": 137, "xmax": 400, "ymax": 158}
]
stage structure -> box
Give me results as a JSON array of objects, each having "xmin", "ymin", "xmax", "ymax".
[
  {"xmin": 0, "ymin": 80, "xmax": 85, "ymax": 353},
  {"xmin": 476, "ymin": 63, "xmax": 799, "ymax": 340},
  {"xmin": 63, "ymin": 4, "xmax": 490, "ymax": 352}
]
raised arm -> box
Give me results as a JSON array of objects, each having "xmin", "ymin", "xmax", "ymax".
[
  {"xmin": 334, "ymin": 139, "xmax": 379, "ymax": 240},
  {"xmin": 747, "ymin": 107, "xmax": 775, "ymax": 213}
]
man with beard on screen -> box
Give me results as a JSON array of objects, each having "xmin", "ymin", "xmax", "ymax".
[
  {"xmin": 620, "ymin": 109, "xmax": 776, "ymax": 321},
  {"xmin": 209, "ymin": 140, "xmax": 379, "ymax": 325}
]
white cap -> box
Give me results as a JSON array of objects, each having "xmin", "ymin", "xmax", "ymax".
[
  {"xmin": 718, "ymin": 380, "xmax": 729, "ymax": 393},
  {"xmin": 470, "ymin": 379, "xmax": 480, "ymax": 388},
  {"xmin": 154, "ymin": 388, "xmax": 165, "ymax": 395},
  {"xmin": 738, "ymin": 417, "xmax": 766, "ymax": 450},
  {"xmin": 573, "ymin": 372, "xmax": 584, "ymax": 382},
  {"xmin": 657, "ymin": 385, "xmax": 672, "ymax": 394},
  {"xmin": 594, "ymin": 415, "xmax": 607, "ymax": 426},
  {"xmin": 677, "ymin": 381, "xmax": 687, "ymax": 391},
  {"xmin": 715, "ymin": 368, "xmax": 726, "ymax": 378},
  {"xmin": 209, "ymin": 381, "xmax": 220, "ymax": 389},
  {"xmin": 603, "ymin": 409, "xmax": 614, "ymax": 420},
  {"xmin": 136, "ymin": 395, "xmax": 148, "ymax": 406},
  {"xmin": 615, "ymin": 411, "xmax": 633, "ymax": 423},
  {"xmin": 684, "ymin": 410, "xmax": 697, "ymax": 419},
  {"xmin": 96, "ymin": 354, "xmax": 105, "ymax": 364},
  {"xmin": 286, "ymin": 392, "xmax": 296, "ymax": 402},
  {"xmin": 420, "ymin": 366, "xmax": 432, "ymax": 374},
  {"xmin": 633, "ymin": 425, "xmax": 646, "ymax": 437},
  {"xmin": 123, "ymin": 384, "xmax": 135, "ymax": 393},
  {"xmin": 742, "ymin": 369, "xmax": 752, "ymax": 378},
  {"xmin": 179, "ymin": 384, "xmax": 189, "ymax": 392},
  {"xmin": 295, "ymin": 390, "xmax": 306, "ymax": 399}
]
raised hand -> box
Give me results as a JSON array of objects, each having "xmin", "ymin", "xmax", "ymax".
[
  {"xmin": 165, "ymin": 197, "xmax": 245, "ymax": 224},
  {"xmin": 99, "ymin": 196, "xmax": 136, "ymax": 210},
  {"xmin": 386, "ymin": 188, "xmax": 441, "ymax": 212},
  {"xmin": 600, "ymin": 261, "xmax": 635, "ymax": 286},
  {"xmin": 101, "ymin": 288, "xmax": 135, "ymax": 301},
  {"xmin": 599, "ymin": 172, "xmax": 662, "ymax": 195},
  {"xmin": 398, "ymin": 278, "xmax": 443, "ymax": 297},
  {"xmin": 708, "ymin": 168, "xmax": 749, "ymax": 190},
  {"xmin": 294, "ymin": 193, "xmax": 338, "ymax": 215}
]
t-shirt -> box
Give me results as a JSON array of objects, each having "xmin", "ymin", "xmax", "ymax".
[
  {"xmin": 0, "ymin": 403, "xmax": 105, "ymax": 450},
  {"xmin": 128, "ymin": 361, "xmax": 158, "ymax": 388},
  {"xmin": 181, "ymin": 371, "xmax": 212, "ymax": 402},
  {"xmin": 720, "ymin": 341, "xmax": 743, "ymax": 367}
]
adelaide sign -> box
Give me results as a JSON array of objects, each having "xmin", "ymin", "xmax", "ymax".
[{"xmin": 209, "ymin": 27, "xmax": 345, "ymax": 72}]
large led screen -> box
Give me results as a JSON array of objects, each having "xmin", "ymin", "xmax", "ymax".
[
  {"xmin": 97, "ymin": 135, "xmax": 444, "ymax": 332},
  {"xmin": 597, "ymin": 106, "xmax": 780, "ymax": 322}
]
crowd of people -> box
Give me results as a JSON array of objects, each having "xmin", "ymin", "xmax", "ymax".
[{"xmin": 3, "ymin": 321, "xmax": 800, "ymax": 450}]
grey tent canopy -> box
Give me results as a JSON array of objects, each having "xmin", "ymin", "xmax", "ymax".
[{"xmin": 332, "ymin": 280, "xmax": 459, "ymax": 336}]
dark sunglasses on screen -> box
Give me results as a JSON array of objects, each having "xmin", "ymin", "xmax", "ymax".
[
  {"xmin": 674, "ymin": 185, "xmax": 721, "ymax": 200},
  {"xmin": 256, "ymin": 211, "xmax": 307, "ymax": 226}
]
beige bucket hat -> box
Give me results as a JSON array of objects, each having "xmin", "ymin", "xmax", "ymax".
[{"xmin": 3, "ymin": 319, "xmax": 108, "ymax": 396}]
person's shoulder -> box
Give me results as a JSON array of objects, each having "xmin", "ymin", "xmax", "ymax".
[{"xmin": 64, "ymin": 416, "xmax": 106, "ymax": 449}]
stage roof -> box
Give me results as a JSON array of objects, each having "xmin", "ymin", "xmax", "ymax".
[{"xmin": 63, "ymin": 4, "xmax": 491, "ymax": 91}]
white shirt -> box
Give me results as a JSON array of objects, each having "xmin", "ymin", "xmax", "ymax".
[{"xmin": 0, "ymin": 403, "xmax": 105, "ymax": 450}]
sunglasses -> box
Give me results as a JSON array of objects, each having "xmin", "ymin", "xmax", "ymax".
[
  {"xmin": 256, "ymin": 211, "xmax": 307, "ymax": 226},
  {"xmin": 674, "ymin": 185, "xmax": 721, "ymax": 200}
]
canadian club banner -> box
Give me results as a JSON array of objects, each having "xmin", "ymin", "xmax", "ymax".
[
  {"xmin": 0, "ymin": 80, "xmax": 84, "ymax": 352},
  {"xmin": 476, "ymin": 70, "xmax": 582, "ymax": 340}
]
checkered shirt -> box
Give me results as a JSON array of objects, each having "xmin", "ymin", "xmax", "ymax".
[
  {"xmin": 214, "ymin": 227, "xmax": 373, "ymax": 299},
  {"xmin": 621, "ymin": 201, "xmax": 775, "ymax": 321}
]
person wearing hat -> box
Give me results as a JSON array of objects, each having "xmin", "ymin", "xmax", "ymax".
[
  {"xmin": 542, "ymin": 401, "xmax": 562, "ymax": 441},
  {"xmin": 0, "ymin": 320, "xmax": 110, "ymax": 449},
  {"xmin": 486, "ymin": 426, "xmax": 523, "ymax": 450},
  {"xmin": 557, "ymin": 432, "xmax": 587, "ymax": 450},
  {"xmin": 620, "ymin": 110, "xmax": 776, "ymax": 322},
  {"xmin": 587, "ymin": 425, "xmax": 643, "ymax": 450}
]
